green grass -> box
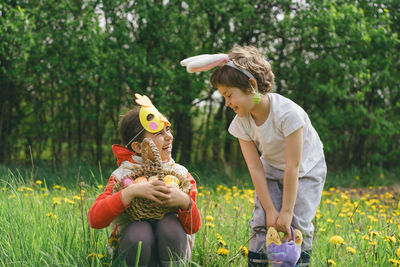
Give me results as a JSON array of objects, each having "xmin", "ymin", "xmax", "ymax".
[{"xmin": 1, "ymin": 163, "xmax": 399, "ymax": 266}]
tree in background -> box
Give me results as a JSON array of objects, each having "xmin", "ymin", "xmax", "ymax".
[{"xmin": 0, "ymin": 0, "xmax": 398, "ymax": 170}]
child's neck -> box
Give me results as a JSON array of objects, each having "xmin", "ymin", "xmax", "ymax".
[{"xmin": 250, "ymin": 94, "xmax": 270, "ymax": 126}]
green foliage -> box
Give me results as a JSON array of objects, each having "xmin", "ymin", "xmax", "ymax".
[{"xmin": 0, "ymin": 0, "xmax": 399, "ymax": 169}]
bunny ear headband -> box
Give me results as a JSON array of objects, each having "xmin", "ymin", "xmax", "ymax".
[
  {"xmin": 180, "ymin": 54, "xmax": 255, "ymax": 80},
  {"xmin": 180, "ymin": 54, "xmax": 261, "ymax": 104}
]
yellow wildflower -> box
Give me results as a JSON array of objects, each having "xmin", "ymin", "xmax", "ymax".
[
  {"xmin": 370, "ymin": 231, "xmax": 380, "ymax": 238},
  {"xmin": 327, "ymin": 259, "xmax": 336, "ymax": 266},
  {"xmin": 384, "ymin": 235, "xmax": 396, "ymax": 244},
  {"xmin": 205, "ymin": 222, "xmax": 215, "ymax": 227},
  {"xmin": 240, "ymin": 246, "xmax": 249, "ymax": 258},
  {"xmin": 46, "ymin": 212, "xmax": 57, "ymax": 218},
  {"xmin": 217, "ymin": 248, "xmax": 229, "ymax": 256},
  {"xmin": 35, "ymin": 180, "xmax": 42, "ymax": 185},
  {"xmin": 329, "ymin": 236, "xmax": 345, "ymax": 246},
  {"xmin": 397, "ymin": 248, "xmax": 400, "ymax": 258},
  {"xmin": 53, "ymin": 185, "xmax": 61, "ymax": 190},
  {"xmin": 206, "ymin": 215, "xmax": 214, "ymax": 222},
  {"xmin": 346, "ymin": 246, "xmax": 356, "ymax": 254},
  {"xmin": 53, "ymin": 197, "xmax": 61, "ymax": 205},
  {"xmin": 218, "ymin": 239, "xmax": 226, "ymax": 246}
]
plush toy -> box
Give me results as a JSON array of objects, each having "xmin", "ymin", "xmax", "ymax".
[{"xmin": 266, "ymin": 227, "xmax": 303, "ymax": 267}]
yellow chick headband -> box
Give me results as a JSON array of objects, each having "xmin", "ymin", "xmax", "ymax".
[
  {"xmin": 135, "ymin": 93, "xmax": 171, "ymax": 133},
  {"xmin": 125, "ymin": 94, "xmax": 171, "ymax": 148}
]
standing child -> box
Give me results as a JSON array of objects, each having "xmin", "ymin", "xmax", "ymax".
[
  {"xmin": 181, "ymin": 46, "xmax": 326, "ymax": 266},
  {"xmin": 88, "ymin": 94, "xmax": 201, "ymax": 267}
]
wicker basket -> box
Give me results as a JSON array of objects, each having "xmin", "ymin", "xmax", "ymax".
[{"xmin": 113, "ymin": 138, "xmax": 192, "ymax": 221}]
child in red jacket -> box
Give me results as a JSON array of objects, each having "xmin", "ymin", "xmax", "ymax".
[{"xmin": 88, "ymin": 94, "xmax": 201, "ymax": 266}]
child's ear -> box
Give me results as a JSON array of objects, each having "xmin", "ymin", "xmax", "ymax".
[{"xmin": 131, "ymin": 142, "xmax": 142, "ymax": 154}]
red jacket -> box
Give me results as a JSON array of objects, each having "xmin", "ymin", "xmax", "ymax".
[{"xmin": 87, "ymin": 145, "xmax": 201, "ymax": 234}]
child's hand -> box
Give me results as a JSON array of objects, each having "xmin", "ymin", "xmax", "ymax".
[
  {"xmin": 121, "ymin": 180, "xmax": 171, "ymax": 205},
  {"xmin": 265, "ymin": 208, "xmax": 279, "ymax": 229},
  {"xmin": 275, "ymin": 211, "xmax": 294, "ymax": 239},
  {"xmin": 162, "ymin": 186, "xmax": 191, "ymax": 210}
]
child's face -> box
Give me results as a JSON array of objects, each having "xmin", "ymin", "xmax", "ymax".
[
  {"xmin": 144, "ymin": 125, "xmax": 173, "ymax": 161},
  {"xmin": 217, "ymin": 84, "xmax": 253, "ymax": 117}
]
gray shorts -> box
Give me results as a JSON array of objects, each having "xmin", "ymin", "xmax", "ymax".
[{"xmin": 249, "ymin": 157, "xmax": 326, "ymax": 252}]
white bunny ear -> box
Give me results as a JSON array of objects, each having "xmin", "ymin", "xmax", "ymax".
[
  {"xmin": 180, "ymin": 54, "xmax": 210, "ymax": 66},
  {"xmin": 180, "ymin": 54, "xmax": 229, "ymax": 73}
]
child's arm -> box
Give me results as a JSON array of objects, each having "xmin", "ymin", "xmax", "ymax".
[
  {"xmin": 88, "ymin": 177, "xmax": 171, "ymax": 229},
  {"xmin": 239, "ymin": 139, "xmax": 280, "ymax": 228},
  {"xmin": 175, "ymin": 173, "xmax": 201, "ymax": 234},
  {"xmin": 276, "ymin": 128, "xmax": 303, "ymax": 238},
  {"xmin": 87, "ymin": 176, "xmax": 128, "ymax": 229}
]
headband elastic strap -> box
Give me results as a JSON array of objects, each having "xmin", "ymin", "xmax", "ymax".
[
  {"xmin": 125, "ymin": 128, "xmax": 145, "ymax": 148},
  {"xmin": 225, "ymin": 60, "xmax": 256, "ymax": 81}
]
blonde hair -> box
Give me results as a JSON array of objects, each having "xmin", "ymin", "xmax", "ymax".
[{"xmin": 211, "ymin": 45, "xmax": 275, "ymax": 94}]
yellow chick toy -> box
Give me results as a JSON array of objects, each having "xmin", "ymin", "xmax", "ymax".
[
  {"xmin": 294, "ymin": 229, "xmax": 303, "ymax": 246},
  {"xmin": 266, "ymin": 227, "xmax": 282, "ymax": 246},
  {"xmin": 266, "ymin": 227, "xmax": 303, "ymax": 246}
]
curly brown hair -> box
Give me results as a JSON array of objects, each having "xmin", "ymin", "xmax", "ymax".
[{"xmin": 210, "ymin": 46, "xmax": 275, "ymax": 94}]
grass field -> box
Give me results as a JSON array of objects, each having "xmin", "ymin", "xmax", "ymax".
[{"xmin": 1, "ymin": 165, "xmax": 400, "ymax": 266}]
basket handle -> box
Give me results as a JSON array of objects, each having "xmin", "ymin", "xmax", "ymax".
[{"xmin": 141, "ymin": 138, "xmax": 164, "ymax": 180}]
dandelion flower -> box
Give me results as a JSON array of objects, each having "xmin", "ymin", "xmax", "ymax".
[
  {"xmin": 370, "ymin": 231, "xmax": 380, "ymax": 238},
  {"xmin": 36, "ymin": 180, "xmax": 42, "ymax": 185},
  {"xmin": 206, "ymin": 215, "xmax": 214, "ymax": 222},
  {"xmin": 53, "ymin": 185, "xmax": 61, "ymax": 190},
  {"xmin": 205, "ymin": 222, "xmax": 215, "ymax": 227},
  {"xmin": 98, "ymin": 185, "xmax": 104, "ymax": 189},
  {"xmin": 329, "ymin": 236, "xmax": 344, "ymax": 246},
  {"xmin": 384, "ymin": 235, "xmax": 396, "ymax": 244},
  {"xmin": 396, "ymin": 248, "xmax": 400, "ymax": 258},
  {"xmin": 217, "ymin": 248, "xmax": 229, "ymax": 256},
  {"xmin": 46, "ymin": 212, "xmax": 57, "ymax": 218},
  {"xmin": 218, "ymin": 239, "xmax": 226, "ymax": 246},
  {"xmin": 327, "ymin": 259, "xmax": 336, "ymax": 266},
  {"xmin": 346, "ymin": 246, "xmax": 356, "ymax": 254},
  {"xmin": 240, "ymin": 246, "xmax": 248, "ymax": 258}
]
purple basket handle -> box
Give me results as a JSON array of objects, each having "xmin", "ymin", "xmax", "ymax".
[{"xmin": 284, "ymin": 226, "xmax": 296, "ymax": 243}]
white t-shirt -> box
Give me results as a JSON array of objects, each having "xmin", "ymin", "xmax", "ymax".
[{"xmin": 228, "ymin": 93, "xmax": 324, "ymax": 177}]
